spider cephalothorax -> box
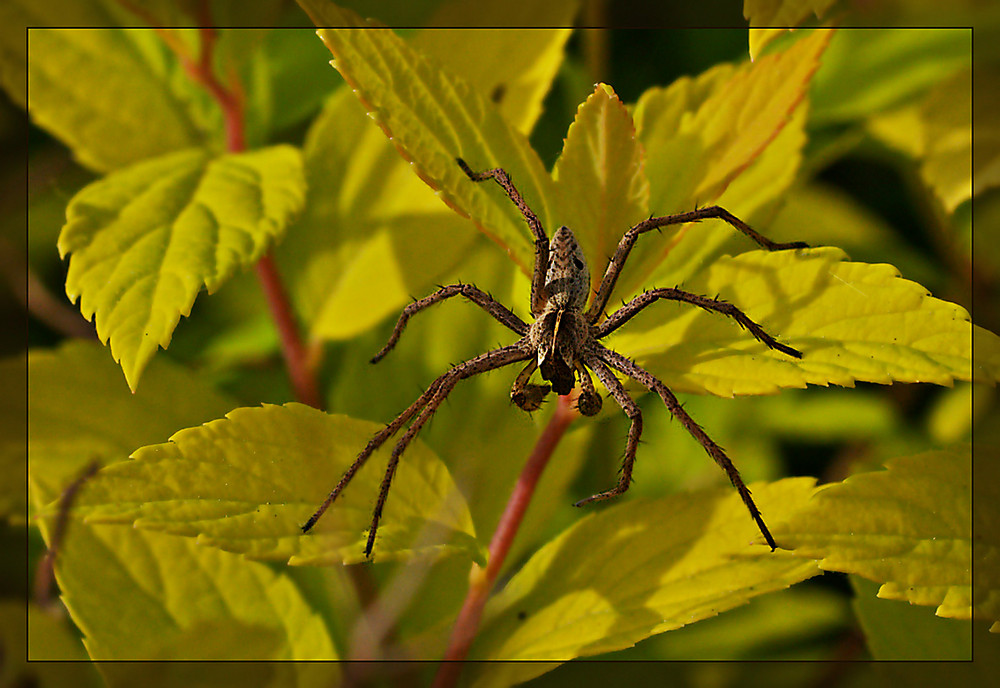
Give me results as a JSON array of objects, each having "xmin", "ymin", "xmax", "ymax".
[{"xmin": 303, "ymin": 158, "xmax": 807, "ymax": 558}]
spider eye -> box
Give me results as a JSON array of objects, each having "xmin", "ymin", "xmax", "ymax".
[{"xmin": 572, "ymin": 257, "xmax": 584, "ymax": 270}]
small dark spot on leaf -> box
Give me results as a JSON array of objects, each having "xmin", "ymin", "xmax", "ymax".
[
  {"xmin": 517, "ymin": 610, "xmax": 527, "ymax": 621},
  {"xmin": 491, "ymin": 83, "xmax": 506, "ymax": 103}
]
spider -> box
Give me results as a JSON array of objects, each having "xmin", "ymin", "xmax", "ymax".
[{"xmin": 303, "ymin": 158, "xmax": 807, "ymax": 558}]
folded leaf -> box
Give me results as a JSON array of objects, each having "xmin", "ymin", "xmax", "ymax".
[
  {"xmin": 58, "ymin": 145, "xmax": 305, "ymax": 390},
  {"xmin": 66, "ymin": 403, "xmax": 482, "ymax": 565},
  {"xmin": 610, "ymin": 247, "xmax": 995, "ymax": 396},
  {"xmin": 465, "ymin": 478, "xmax": 820, "ymax": 685},
  {"xmin": 775, "ymin": 445, "xmax": 996, "ymax": 628}
]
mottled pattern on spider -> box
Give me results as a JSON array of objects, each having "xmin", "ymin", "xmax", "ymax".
[{"xmin": 303, "ymin": 158, "xmax": 807, "ymax": 558}]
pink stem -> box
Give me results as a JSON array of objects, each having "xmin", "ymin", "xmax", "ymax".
[
  {"xmin": 253, "ymin": 254, "xmax": 322, "ymax": 408},
  {"xmin": 432, "ymin": 394, "xmax": 577, "ymax": 688},
  {"xmin": 135, "ymin": 4, "xmax": 321, "ymax": 409}
]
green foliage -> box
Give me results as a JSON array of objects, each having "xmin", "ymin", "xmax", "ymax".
[
  {"xmin": 743, "ymin": 0, "xmax": 839, "ymax": 59},
  {"xmin": 64, "ymin": 403, "xmax": 482, "ymax": 565},
  {"xmin": 24, "ymin": 341, "xmax": 236, "ymax": 517},
  {"xmin": 24, "ymin": 27, "xmax": 209, "ymax": 172},
  {"xmin": 851, "ymin": 576, "xmax": 971, "ymax": 660},
  {"xmin": 776, "ymin": 446, "xmax": 984, "ymax": 623},
  {"xmin": 58, "ymin": 146, "xmax": 305, "ymax": 390},
  {"xmin": 8, "ymin": 1, "xmax": 996, "ymax": 684},
  {"xmin": 280, "ymin": 21, "xmax": 573, "ymax": 341},
  {"xmin": 613, "ymin": 247, "xmax": 989, "ymax": 396},
  {"xmin": 467, "ymin": 479, "xmax": 821, "ymax": 682}
]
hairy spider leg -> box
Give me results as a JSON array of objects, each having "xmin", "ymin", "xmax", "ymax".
[
  {"xmin": 573, "ymin": 361, "xmax": 602, "ymax": 416},
  {"xmin": 304, "ymin": 285, "xmax": 528, "ymax": 539},
  {"xmin": 371, "ymin": 283, "xmax": 527, "ymax": 364},
  {"xmin": 587, "ymin": 205, "xmax": 809, "ymax": 323},
  {"xmin": 457, "ymin": 158, "xmax": 550, "ymax": 317},
  {"xmin": 595, "ymin": 344, "xmax": 778, "ymax": 550},
  {"xmin": 301, "ymin": 374, "xmax": 448, "ymax": 534},
  {"xmin": 362, "ymin": 343, "xmax": 532, "ymax": 557},
  {"xmin": 596, "ymin": 287, "xmax": 802, "ymax": 359},
  {"xmin": 574, "ymin": 354, "xmax": 642, "ymax": 498}
]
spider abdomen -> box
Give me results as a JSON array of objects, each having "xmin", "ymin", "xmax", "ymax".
[{"xmin": 544, "ymin": 226, "xmax": 590, "ymax": 310}]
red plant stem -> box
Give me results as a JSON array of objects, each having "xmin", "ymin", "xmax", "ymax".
[
  {"xmin": 254, "ymin": 254, "xmax": 322, "ymax": 408},
  {"xmin": 135, "ymin": 5, "xmax": 321, "ymax": 409},
  {"xmin": 432, "ymin": 394, "xmax": 578, "ymax": 688}
]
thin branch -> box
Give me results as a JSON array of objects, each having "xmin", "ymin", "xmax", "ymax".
[
  {"xmin": 124, "ymin": 4, "xmax": 321, "ymax": 408},
  {"xmin": 432, "ymin": 394, "xmax": 578, "ymax": 688},
  {"xmin": 34, "ymin": 461, "xmax": 100, "ymax": 610},
  {"xmin": 254, "ymin": 254, "xmax": 322, "ymax": 408}
]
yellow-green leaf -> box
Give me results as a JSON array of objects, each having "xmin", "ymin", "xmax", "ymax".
[
  {"xmin": 24, "ymin": 340, "xmax": 236, "ymax": 516},
  {"xmin": 867, "ymin": 67, "xmax": 975, "ymax": 213},
  {"xmin": 744, "ymin": 1, "xmax": 838, "ymax": 60},
  {"xmin": 42, "ymin": 518, "xmax": 340, "ymax": 662},
  {"xmin": 67, "ymin": 403, "xmax": 482, "ymax": 566},
  {"xmin": 623, "ymin": 30, "xmax": 828, "ymax": 296},
  {"xmin": 610, "ymin": 247, "xmax": 994, "ymax": 397},
  {"xmin": 304, "ymin": 2, "xmax": 555, "ymax": 276},
  {"xmin": 58, "ymin": 145, "xmax": 305, "ymax": 391},
  {"xmin": 23, "ymin": 27, "xmax": 208, "ymax": 172},
  {"xmin": 851, "ymin": 576, "xmax": 971, "ymax": 660},
  {"xmin": 465, "ymin": 478, "xmax": 820, "ymax": 685},
  {"xmin": 775, "ymin": 445, "xmax": 995, "ymax": 627},
  {"xmin": 552, "ymin": 83, "xmax": 649, "ymax": 296},
  {"xmin": 413, "ymin": 8, "xmax": 576, "ymax": 135},
  {"xmin": 644, "ymin": 98, "xmax": 807, "ymax": 289},
  {"xmin": 690, "ymin": 29, "xmax": 830, "ymax": 203}
]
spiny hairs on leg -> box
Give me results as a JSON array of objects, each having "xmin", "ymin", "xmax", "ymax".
[
  {"xmin": 457, "ymin": 158, "xmax": 550, "ymax": 317},
  {"xmin": 302, "ymin": 342, "xmax": 532, "ymax": 558},
  {"xmin": 300, "ymin": 376, "xmax": 446, "ymax": 534},
  {"xmin": 573, "ymin": 354, "xmax": 642, "ymax": 505},
  {"xmin": 358, "ymin": 343, "xmax": 531, "ymax": 557},
  {"xmin": 371, "ymin": 283, "xmax": 527, "ymax": 364},
  {"xmin": 594, "ymin": 344, "xmax": 778, "ymax": 550},
  {"xmin": 596, "ymin": 288, "xmax": 802, "ymax": 359},
  {"xmin": 587, "ymin": 204, "xmax": 808, "ymax": 323}
]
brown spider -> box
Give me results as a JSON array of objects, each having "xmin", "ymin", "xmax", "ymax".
[{"xmin": 303, "ymin": 158, "xmax": 807, "ymax": 558}]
